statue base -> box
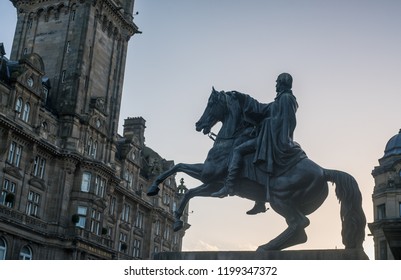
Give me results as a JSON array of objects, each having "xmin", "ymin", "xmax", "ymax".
[{"xmin": 153, "ymin": 249, "xmax": 369, "ymax": 260}]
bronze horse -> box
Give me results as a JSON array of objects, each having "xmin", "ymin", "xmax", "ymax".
[{"xmin": 147, "ymin": 88, "xmax": 366, "ymax": 251}]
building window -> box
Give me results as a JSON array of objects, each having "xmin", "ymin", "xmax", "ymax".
[
  {"xmin": 155, "ymin": 220, "xmax": 160, "ymax": 236},
  {"xmin": 19, "ymin": 246, "xmax": 32, "ymax": 260},
  {"xmin": 90, "ymin": 209, "xmax": 101, "ymax": 235},
  {"xmin": 172, "ymin": 201, "xmax": 177, "ymax": 213},
  {"xmin": 7, "ymin": 142, "xmax": 22, "ymax": 167},
  {"xmin": 43, "ymin": 87, "xmax": 49, "ymax": 101},
  {"xmin": 121, "ymin": 203, "xmax": 130, "ymax": 223},
  {"xmin": 15, "ymin": 97, "xmax": 23, "ymax": 115},
  {"xmin": 119, "ymin": 232, "xmax": 127, "ymax": 252},
  {"xmin": 0, "ymin": 179, "xmax": 16, "ymax": 208},
  {"xmin": 132, "ymin": 239, "xmax": 141, "ymax": 259},
  {"xmin": 66, "ymin": 41, "xmax": 71, "ymax": 53},
  {"xmin": 61, "ymin": 70, "xmax": 66, "ymax": 83},
  {"xmin": 135, "ymin": 211, "xmax": 144, "ymax": 229},
  {"xmin": 124, "ymin": 169, "xmax": 134, "ymax": 189},
  {"xmin": 164, "ymin": 225, "xmax": 171, "ymax": 241},
  {"xmin": 0, "ymin": 238, "xmax": 6, "ymax": 260},
  {"xmin": 91, "ymin": 141, "xmax": 97, "ymax": 158},
  {"xmin": 95, "ymin": 176, "xmax": 105, "ymax": 197},
  {"xmin": 379, "ymin": 240, "xmax": 387, "ymax": 260},
  {"xmin": 15, "ymin": 144, "xmax": 22, "ymax": 167},
  {"xmin": 22, "ymin": 102, "xmax": 30, "ymax": 122},
  {"xmin": 32, "ymin": 155, "xmax": 46, "ymax": 178},
  {"xmin": 163, "ymin": 192, "xmax": 170, "ymax": 205},
  {"xmin": 81, "ymin": 172, "xmax": 91, "ymax": 192},
  {"xmin": 27, "ymin": 19, "xmax": 33, "ymax": 30},
  {"xmin": 71, "ymin": 10, "xmax": 76, "ymax": 21},
  {"xmin": 87, "ymin": 138, "xmax": 97, "ymax": 158},
  {"xmin": 107, "ymin": 227, "xmax": 113, "ymax": 238},
  {"xmin": 377, "ymin": 204, "xmax": 386, "ymax": 220},
  {"xmin": 87, "ymin": 137, "xmax": 92, "ymax": 155},
  {"xmin": 26, "ymin": 191, "xmax": 40, "ymax": 217},
  {"xmin": 109, "ymin": 196, "xmax": 116, "ymax": 215},
  {"xmin": 127, "ymin": 172, "xmax": 133, "ymax": 189},
  {"xmin": 76, "ymin": 206, "xmax": 87, "ymax": 228}
]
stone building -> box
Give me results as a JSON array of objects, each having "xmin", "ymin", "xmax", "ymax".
[
  {"xmin": 0, "ymin": 0, "xmax": 189, "ymax": 260},
  {"xmin": 369, "ymin": 130, "xmax": 401, "ymax": 260}
]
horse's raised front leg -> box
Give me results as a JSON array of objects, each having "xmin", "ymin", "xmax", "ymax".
[
  {"xmin": 147, "ymin": 163, "xmax": 204, "ymax": 196},
  {"xmin": 173, "ymin": 182, "xmax": 221, "ymax": 231}
]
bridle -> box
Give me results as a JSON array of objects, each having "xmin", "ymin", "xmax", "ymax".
[{"xmin": 206, "ymin": 91, "xmax": 249, "ymax": 142}]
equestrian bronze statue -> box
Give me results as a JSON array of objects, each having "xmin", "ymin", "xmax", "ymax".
[{"xmin": 147, "ymin": 73, "xmax": 366, "ymax": 251}]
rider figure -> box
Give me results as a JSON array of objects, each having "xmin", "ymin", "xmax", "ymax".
[{"xmin": 211, "ymin": 73, "xmax": 307, "ymax": 214}]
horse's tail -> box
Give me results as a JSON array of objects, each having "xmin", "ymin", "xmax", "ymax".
[{"xmin": 323, "ymin": 168, "xmax": 366, "ymax": 249}]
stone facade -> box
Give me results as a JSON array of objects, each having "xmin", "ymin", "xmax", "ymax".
[
  {"xmin": 0, "ymin": 0, "xmax": 189, "ymax": 260},
  {"xmin": 369, "ymin": 130, "xmax": 401, "ymax": 260}
]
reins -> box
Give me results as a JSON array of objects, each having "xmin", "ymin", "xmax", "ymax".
[{"xmin": 207, "ymin": 123, "xmax": 249, "ymax": 142}]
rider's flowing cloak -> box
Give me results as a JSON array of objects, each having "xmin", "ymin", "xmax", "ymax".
[{"xmin": 240, "ymin": 90, "xmax": 307, "ymax": 177}]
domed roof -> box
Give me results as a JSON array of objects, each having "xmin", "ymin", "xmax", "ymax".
[{"xmin": 384, "ymin": 129, "xmax": 401, "ymax": 158}]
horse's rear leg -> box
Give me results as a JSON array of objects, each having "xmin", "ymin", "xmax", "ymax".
[
  {"xmin": 147, "ymin": 163, "xmax": 204, "ymax": 196},
  {"xmin": 257, "ymin": 201, "xmax": 309, "ymax": 251}
]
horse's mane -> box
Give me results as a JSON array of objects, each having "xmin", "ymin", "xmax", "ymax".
[{"xmin": 224, "ymin": 91, "xmax": 244, "ymax": 116}]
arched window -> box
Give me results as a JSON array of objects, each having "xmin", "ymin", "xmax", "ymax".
[
  {"xmin": 0, "ymin": 238, "xmax": 7, "ymax": 260},
  {"xmin": 22, "ymin": 102, "xmax": 30, "ymax": 122},
  {"xmin": 15, "ymin": 97, "xmax": 23, "ymax": 115},
  {"xmin": 19, "ymin": 245, "xmax": 32, "ymax": 260}
]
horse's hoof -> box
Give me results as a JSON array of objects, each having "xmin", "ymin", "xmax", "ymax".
[
  {"xmin": 246, "ymin": 203, "xmax": 268, "ymax": 215},
  {"xmin": 173, "ymin": 220, "xmax": 184, "ymax": 232},
  {"xmin": 147, "ymin": 185, "xmax": 160, "ymax": 196},
  {"xmin": 256, "ymin": 243, "xmax": 274, "ymax": 252}
]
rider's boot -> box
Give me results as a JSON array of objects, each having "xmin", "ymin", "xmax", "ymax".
[
  {"xmin": 211, "ymin": 178, "xmax": 235, "ymax": 198},
  {"xmin": 211, "ymin": 155, "xmax": 240, "ymax": 198},
  {"xmin": 246, "ymin": 176, "xmax": 271, "ymax": 214},
  {"xmin": 246, "ymin": 201, "xmax": 268, "ymax": 215}
]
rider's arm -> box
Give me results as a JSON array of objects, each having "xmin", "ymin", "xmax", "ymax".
[{"xmin": 231, "ymin": 91, "xmax": 271, "ymax": 125}]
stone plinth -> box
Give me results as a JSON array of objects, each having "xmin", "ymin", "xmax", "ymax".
[{"xmin": 153, "ymin": 249, "xmax": 369, "ymax": 260}]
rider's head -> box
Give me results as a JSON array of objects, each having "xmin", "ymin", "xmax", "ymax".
[{"xmin": 276, "ymin": 73, "xmax": 293, "ymax": 93}]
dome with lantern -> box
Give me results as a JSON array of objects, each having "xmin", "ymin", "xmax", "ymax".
[{"xmin": 383, "ymin": 129, "xmax": 401, "ymax": 159}]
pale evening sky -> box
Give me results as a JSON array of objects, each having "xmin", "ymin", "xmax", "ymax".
[{"xmin": 2, "ymin": 0, "xmax": 401, "ymax": 259}]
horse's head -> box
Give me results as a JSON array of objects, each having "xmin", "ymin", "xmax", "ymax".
[{"xmin": 195, "ymin": 87, "xmax": 227, "ymax": 135}]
